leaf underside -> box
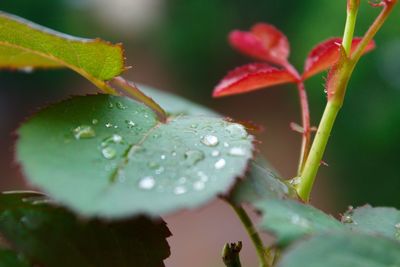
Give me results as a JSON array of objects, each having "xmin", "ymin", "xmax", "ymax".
[
  {"xmin": 17, "ymin": 94, "xmax": 254, "ymax": 218},
  {"xmin": 277, "ymin": 232, "xmax": 400, "ymax": 267},
  {"xmin": 0, "ymin": 192, "xmax": 171, "ymax": 267},
  {"xmin": 342, "ymin": 205, "xmax": 400, "ymax": 242},
  {"xmin": 256, "ymin": 199, "xmax": 343, "ymax": 246},
  {"xmin": 0, "ymin": 11, "xmax": 125, "ymax": 81}
]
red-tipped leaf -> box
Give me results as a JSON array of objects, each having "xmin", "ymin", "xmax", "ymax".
[
  {"xmin": 229, "ymin": 23, "xmax": 290, "ymax": 66},
  {"xmin": 303, "ymin": 37, "xmax": 375, "ymax": 79},
  {"xmin": 213, "ymin": 63, "xmax": 297, "ymax": 97}
]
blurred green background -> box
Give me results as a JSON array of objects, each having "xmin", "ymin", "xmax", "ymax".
[{"xmin": 1, "ymin": 1, "xmax": 400, "ymax": 266}]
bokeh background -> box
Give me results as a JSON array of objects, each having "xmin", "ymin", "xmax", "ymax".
[{"xmin": 1, "ymin": 1, "xmax": 400, "ymax": 266}]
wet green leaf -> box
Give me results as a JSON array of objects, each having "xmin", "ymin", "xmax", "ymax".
[
  {"xmin": 277, "ymin": 232, "xmax": 400, "ymax": 267},
  {"xmin": 230, "ymin": 159, "xmax": 294, "ymax": 205},
  {"xmin": 16, "ymin": 95, "xmax": 254, "ymax": 218},
  {"xmin": 0, "ymin": 191, "xmax": 171, "ymax": 267},
  {"xmin": 0, "ymin": 11, "xmax": 125, "ymax": 92},
  {"xmin": 256, "ymin": 199, "xmax": 343, "ymax": 245},
  {"xmin": 342, "ymin": 205, "xmax": 400, "ymax": 242}
]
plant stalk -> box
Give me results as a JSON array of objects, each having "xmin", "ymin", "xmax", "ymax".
[
  {"xmin": 228, "ymin": 203, "xmax": 270, "ymax": 267},
  {"xmin": 296, "ymin": 0, "xmax": 397, "ymax": 202}
]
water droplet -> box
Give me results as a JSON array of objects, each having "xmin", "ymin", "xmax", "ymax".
[
  {"xmin": 177, "ymin": 177, "xmax": 187, "ymax": 184},
  {"xmin": 19, "ymin": 66, "xmax": 34, "ymax": 73},
  {"xmin": 113, "ymin": 125, "xmax": 118, "ymax": 129},
  {"xmin": 108, "ymin": 102, "xmax": 114, "ymax": 109},
  {"xmin": 155, "ymin": 166, "xmax": 165, "ymax": 175},
  {"xmin": 197, "ymin": 171, "xmax": 209, "ymax": 182},
  {"xmin": 92, "ymin": 119, "xmax": 98, "ymax": 125},
  {"xmin": 174, "ymin": 186, "xmax": 187, "ymax": 195},
  {"xmin": 226, "ymin": 124, "xmax": 247, "ymax": 138},
  {"xmin": 289, "ymin": 177, "xmax": 301, "ymax": 186},
  {"xmin": 395, "ymin": 223, "xmax": 400, "ymax": 239},
  {"xmin": 201, "ymin": 135, "xmax": 219, "ymax": 147},
  {"xmin": 342, "ymin": 215, "xmax": 353, "ymax": 224},
  {"xmin": 116, "ymin": 101, "xmax": 127, "ymax": 110},
  {"xmin": 223, "ymin": 142, "xmax": 230, "ymax": 148},
  {"xmin": 191, "ymin": 124, "xmax": 198, "ymax": 129},
  {"xmin": 148, "ymin": 162, "xmax": 160, "ymax": 169},
  {"xmin": 193, "ymin": 181, "xmax": 205, "ymax": 191},
  {"xmin": 171, "ymin": 151, "xmax": 177, "ymax": 157},
  {"xmin": 138, "ymin": 176, "xmax": 156, "ymax": 190},
  {"xmin": 111, "ymin": 134, "xmax": 122, "ymax": 143},
  {"xmin": 228, "ymin": 147, "xmax": 246, "ymax": 156},
  {"xmin": 290, "ymin": 215, "xmax": 310, "ymax": 228},
  {"xmin": 214, "ymin": 158, "xmax": 226, "ymax": 169},
  {"xmin": 144, "ymin": 114, "xmax": 149, "ymax": 118},
  {"xmin": 73, "ymin": 125, "xmax": 95, "ymax": 139},
  {"xmin": 105, "ymin": 123, "xmax": 113, "ymax": 128},
  {"xmin": 211, "ymin": 150, "xmax": 220, "ymax": 157},
  {"xmin": 184, "ymin": 150, "xmax": 205, "ymax": 165},
  {"xmin": 126, "ymin": 120, "xmax": 136, "ymax": 128},
  {"xmin": 102, "ymin": 146, "xmax": 116, "ymax": 159},
  {"xmin": 161, "ymin": 154, "xmax": 166, "ymax": 160}
]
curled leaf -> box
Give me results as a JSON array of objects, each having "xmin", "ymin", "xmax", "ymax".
[
  {"xmin": 303, "ymin": 37, "xmax": 375, "ymax": 79},
  {"xmin": 213, "ymin": 63, "xmax": 297, "ymax": 97},
  {"xmin": 229, "ymin": 23, "xmax": 290, "ymax": 65}
]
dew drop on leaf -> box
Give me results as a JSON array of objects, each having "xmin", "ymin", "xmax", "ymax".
[
  {"xmin": 193, "ymin": 181, "xmax": 205, "ymax": 191},
  {"xmin": 116, "ymin": 101, "xmax": 127, "ymax": 110},
  {"xmin": 201, "ymin": 135, "xmax": 219, "ymax": 147},
  {"xmin": 226, "ymin": 124, "xmax": 247, "ymax": 139},
  {"xmin": 228, "ymin": 147, "xmax": 246, "ymax": 156},
  {"xmin": 173, "ymin": 185, "xmax": 187, "ymax": 195},
  {"xmin": 73, "ymin": 125, "xmax": 95, "ymax": 139},
  {"xmin": 197, "ymin": 171, "xmax": 209, "ymax": 182},
  {"xmin": 184, "ymin": 150, "xmax": 205, "ymax": 166},
  {"xmin": 125, "ymin": 120, "xmax": 136, "ymax": 128},
  {"xmin": 138, "ymin": 176, "xmax": 156, "ymax": 190},
  {"xmin": 214, "ymin": 158, "xmax": 226, "ymax": 169},
  {"xmin": 211, "ymin": 150, "xmax": 220, "ymax": 157},
  {"xmin": 105, "ymin": 123, "xmax": 113, "ymax": 128},
  {"xmin": 342, "ymin": 215, "xmax": 354, "ymax": 224},
  {"xmin": 92, "ymin": 119, "xmax": 98, "ymax": 125},
  {"xmin": 101, "ymin": 146, "xmax": 117, "ymax": 159}
]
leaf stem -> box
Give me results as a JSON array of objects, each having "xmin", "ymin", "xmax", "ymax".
[
  {"xmin": 282, "ymin": 62, "xmax": 312, "ymax": 175},
  {"xmin": 227, "ymin": 202, "xmax": 270, "ymax": 267},
  {"xmin": 296, "ymin": 0, "xmax": 397, "ymax": 202},
  {"xmin": 111, "ymin": 77, "xmax": 167, "ymax": 123}
]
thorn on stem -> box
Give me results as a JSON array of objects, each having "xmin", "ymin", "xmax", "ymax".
[{"xmin": 321, "ymin": 160, "xmax": 329, "ymax": 167}]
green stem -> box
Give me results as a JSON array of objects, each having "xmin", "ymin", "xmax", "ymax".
[
  {"xmin": 228, "ymin": 202, "xmax": 269, "ymax": 267},
  {"xmin": 296, "ymin": 0, "xmax": 397, "ymax": 202},
  {"xmin": 342, "ymin": 0, "xmax": 360, "ymax": 55}
]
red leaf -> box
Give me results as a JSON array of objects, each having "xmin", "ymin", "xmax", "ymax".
[
  {"xmin": 213, "ymin": 63, "xmax": 297, "ymax": 97},
  {"xmin": 303, "ymin": 37, "xmax": 375, "ymax": 79},
  {"xmin": 228, "ymin": 23, "xmax": 290, "ymax": 66}
]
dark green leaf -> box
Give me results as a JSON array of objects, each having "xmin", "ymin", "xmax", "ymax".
[
  {"xmin": 0, "ymin": 11, "xmax": 125, "ymax": 92},
  {"xmin": 0, "ymin": 191, "xmax": 171, "ymax": 267},
  {"xmin": 0, "ymin": 248, "xmax": 30, "ymax": 267},
  {"xmin": 256, "ymin": 199, "xmax": 343, "ymax": 245},
  {"xmin": 17, "ymin": 95, "xmax": 254, "ymax": 218},
  {"xmin": 342, "ymin": 205, "xmax": 400, "ymax": 241},
  {"xmin": 277, "ymin": 232, "xmax": 400, "ymax": 267},
  {"xmin": 230, "ymin": 159, "xmax": 294, "ymax": 205}
]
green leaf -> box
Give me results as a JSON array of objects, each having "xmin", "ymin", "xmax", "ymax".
[
  {"xmin": 342, "ymin": 205, "xmax": 400, "ymax": 241},
  {"xmin": 140, "ymin": 84, "xmax": 218, "ymax": 117},
  {"xmin": 277, "ymin": 232, "xmax": 400, "ymax": 267},
  {"xmin": 0, "ymin": 11, "xmax": 125, "ymax": 93},
  {"xmin": 256, "ymin": 199, "xmax": 343, "ymax": 245},
  {"xmin": 16, "ymin": 95, "xmax": 254, "ymax": 218},
  {"xmin": 0, "ymin": 191, "xmax": 171, "ymax": 267},
  {"xmin": 0, "ymin": 248, "xmax": 31, "ymax": 267},
  {"xmin": 230, "ymin": 159, "xmax": 294, "ymax": 205}
]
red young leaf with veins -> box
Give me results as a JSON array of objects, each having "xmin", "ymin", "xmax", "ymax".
[
  {"xmin": 213, "ymin": 63, "xmax": 297, "ymax": 97},
  {"xmin": 229, "ymin": 23, "xmax": 290, "ymax": 66},
  {"xmin": 302, "ymin": 37, "xmax": 375, "ymax": 79}
]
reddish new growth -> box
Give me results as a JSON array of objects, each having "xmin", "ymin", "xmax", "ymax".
[
  {"xmin": 213, "ymin": 23, "xmax": 375, "ymax": 97},
  {"xmin": 213, "ymin": 22, "xmax": 375, "ymax": 172}
]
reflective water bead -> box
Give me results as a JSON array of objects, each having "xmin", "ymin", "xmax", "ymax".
[{"xmin": 201, "ymin": 135, "xmax": 219, "ymax": 147}]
